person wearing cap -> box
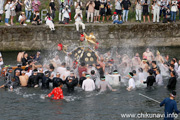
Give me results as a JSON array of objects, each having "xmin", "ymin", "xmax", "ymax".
[
  {"xmin": 27, "ymin": 70, "xmax": 38, "ymax": 88},
  {"xmin": 160, "ymin": 91, "xmax": 180, "ymax": 120},
  {"xmin": 74, "ymin": 10, "xmax": 85, "ymax": 32},
  {"xmin": 52, "ymin": 72, "xmax": 64, "ymax": 88},
  {"xmin": 97, "ymin": 76, "xmax": 116, "ymax": 92},
  {"xmin": 127, "ymin": 72, "xmax": 135, "ymax": 91},
  {"xmin": 82, "ymin": 74, "xmax": 95, "ymax": 91},
  {"xmin": 64, "ymin": 72, "xmax": 78, "ymax": 92},
  {"xmin": 47, "ymin": 82, "xmax": 64, "ymax": 100},
  {"xmin": 112, "ymin": 12, "xmax": 123, "ymax": 24},
  {"xmin": 62, "ymin": 5, "xmax": 70, "ymax": 24},
  {"xmin": 18, "ymin": 12, "xmax": 27, "ymax": 26},
  {"xmin": 41, "ymin": 71, "xmax": 52, "ymax": 89},
  {"xmin": 108, "ymin": 70, "xmax": 121, "ymax": 86},
  {"xmin": 19, "ymin": 70, "xmax": 29, "ymax": 87},
  {"xmin": 143, "ymin": 69, "xmax": 156, "ymax": 88}
]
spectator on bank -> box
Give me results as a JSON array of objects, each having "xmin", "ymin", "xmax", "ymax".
[
  {"xmin": 142, "ymin": 0, "xmax": 150, "ymax": 22},
  {"xmin": 99, "ymin": 0, "xmax": 107, "ymax": 23},
  {"xmin": 65, "ymin": 0, "xmax": 73, "ymax": 21},
  {"xmin": 32, "ymin": 11, "xmax": 41, "ymax": 25},
  {"xmin": 160, "ymin": 0, "xmax": 168, "ymax": 21},
  {"xmin": 94, "ymin": 0, "xmax": 100, "ymax": 23},
  {"xmin": 5, "ymin": 0, "xmax": 11, "ymax": 26},
  {"xmin": 112, "ymin": 12, "xmax": 123, "ymax": 24},
  {"xmin": 24, "ymin": 0, "xmax": 32, "ymax": 23},
  {"xmin": 74, "ymin": 0, "xmax": 83, "ymax": 14},
  {"xmin": 178, "ymin": 0, "xmax": 180, "ymax": 20},
  {"xmin": 151, "ymin": 0, "xmax": 155, "ymax": 21},
  {"xmin": 0, "ymin": 0, "xmax": 4, "ymax": 23},
  {"xmin": 135, "ymin": 0, "xmax": 142, "ymax": 22},
  {"xmin": 32, "ymin": 0, "xmax": 41, "ymax": 19},
  {"xmin": 122, "ymin": 0, "xmax": 131, "ymax": 22},
  {"xmin": 45, "ymin": 13, "xmax": 55, "ymax": 31},
  {"xmin": 10, "ymin": 0, "xmax": 17, "ymax": 25},
  {"xmin": 86, "ymin": 0, "xmax": 95, "ymax": 23},
  {"xmin": 163, "ymin": 7, "xmax": 171, "ymax": 23},
  {"xmin": 171, "ymin": 0, "xmax": 178, "ymax": 22},
  {"xmin": 74, "ymin": 11, "xmax": 85, "ymax": 32},
  {"xmin": 153, "ymin": 0, "xmax": 161, "ymax": 23},
  {"xmin": 18, "ymin": 12, "xmax": 27, "ymax": 26},
  {"xmin": 15, "ymin": 0, "xmax": 23, "ymax": 22},
  {"xmin": 49, "ymin": 0, "xmax": 56, "ymax": 20},
  {"xmin": 106, "ymin": 0, "xmax": 112, "ymax": 21},
  {"xmin": 115, "ymin": 0, "xmax": 122, "ymax": 21},
  {"xmin": 58, "ymin": 0, "xmax": 65, "ymax": 24},
  {"xmin": 62, "ymin": 5, "xmax": 70, "ymax": 24}
]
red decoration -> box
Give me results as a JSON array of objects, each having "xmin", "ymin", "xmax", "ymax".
[
  {"xmin": 58, "ymin": 43, "xmax": 63, "ymax": 51},
  {"xmin": 95, "ymin": 42, "xmax": 99, "ymax": 49},
  {"xmin": 80, "ymin": 34, "xmax": 85, "ymax": 42}
]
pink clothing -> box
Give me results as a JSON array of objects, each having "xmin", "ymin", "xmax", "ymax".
[
  {"xmin": 32, "ymin": 0, "xmax": 41, "ymax": 12},
  {"xmin": 88, "ymin": 2, "xmax": 95, "ymax": 13}
]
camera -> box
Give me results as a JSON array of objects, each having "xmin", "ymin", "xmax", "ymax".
[
  {"xmin": 90, "ymin": 1, "xmax": 93, "ymax": 4},
  {"xmin": 78, "ymin": 14, "xmax": 81, "ymax": 17},
  {"xmin": 78, "ymin": 2, "xmax": 81, "ymax": 6}
]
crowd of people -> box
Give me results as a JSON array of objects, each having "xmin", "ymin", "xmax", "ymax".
[
  {"xmin": 1, "ymin": 0, "xmax": 180, "ymax": 31},
  {"xmin": 0, "ymin": 48, "xmax": 179, "ymax": 94},
  {"xmin": 0, "ymin": 47, "xmax": 180, "ymax": 119}
]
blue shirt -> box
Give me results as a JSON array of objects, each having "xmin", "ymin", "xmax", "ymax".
[{"xmin": 160, "ymin": 98, "xmax": 180, "ymax": 120}]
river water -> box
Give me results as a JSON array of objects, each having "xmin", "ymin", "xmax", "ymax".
[{"xmin": 0, "ymin": 47, "xmax": 180, "ymax": 120}]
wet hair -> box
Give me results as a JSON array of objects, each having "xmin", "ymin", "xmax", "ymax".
[
  {"xmin": 138, "ymin": 68, "xmax": 143, "ymax": 73},
  {"xmin": 152, "ymin": 61, "xmax": 156, "ymax": 65},
  {"xmin": 129, "ymin": 72, "xmax": 133, "ymax": 77},
  {"xmin": 148, "ymin": 69, "xmax": 154, "ymax": 75},
  {"xmin": 81, "ymin": 62, "xmax": 85, "ymax": 66},
  {"xmin": 49, "ymin": 64, "xmax": 54, "ymax": 70},
  {"xmin": 66, "ymin": 67, "xmax": 70, "ymax": 70},
  {"xmin": 57, "ymin": 82, "xmax": 62, "ymax": 86},
  {"xmin": 156, "ymin": 69, "xmax": 161, "ymax": 73},
  {"xmin": 132, "ymin": 70, "xmax": 136, "ymax": 74},
  {"xmin": 171, "ymin": 71, "xmax": 176, "ymax": 76},
  {"xmin": 170, "ymin": 64, "xmax": 174, "ymax": 69},
  {"xmin": 91, "ymin": 70, "xmax": 95, "ymax": 75},
  {"xmin": 61, "ymin": 62, "xmax": 66, "ymax": 66}
]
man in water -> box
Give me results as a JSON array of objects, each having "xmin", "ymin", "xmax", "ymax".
[
  {"xmin": 79, "ymin": 71, "xmax": 86, "ymax": 87},
  {"xmin": 82, "ymin": 74, "xmax": 95, "ymax": 91},
  {"xmin": 156, "ymin": 69, "xmax": 163, "ymax": 86},
  {"xmin": 53, "ymin": 72, "xmax": 64, "ymax": 88},
  {"xmin": 141, "ymin": 59, "xmax": 149, "ymax": 72},
  {"xmin": 42, "ymin": 71, "xmax": 52, "ymax": 89},
  {"xmin": 169, "ymin": 64, "xmax": 178, "ymax": 78},
  {"xmin": 127, "ymin": 72, "xmax": 135, "ymax": 91},
  {"xmin": 14, "ymin": 64, "xmax": 23, "ymax": 75},
  {"xmin": 27, "ymin": 70, "xmax": 38, "ymax": 88},
  {"xmin": 132, "ymin": 53, "xmax": 141, "ymax": 70},
  {"xmin": 64, "ymin": 74, "xmax": 78, "ymax": 93},
  {"xmin": 151, "ymin": 61, "xmax": 159, "ymax": 76},
  {"xmin": 160, "ymin": 91, "xmax": 180, "ymax": 120},
  {"xmin": 143, "ymin": 48, "xmax": 154, "ymax": 63},
  {"xmin": 19, "ymin": 70, "xmax": 29, "ymax": 87},
  {"xmin": 167, "ymin": 71, "xmax": 177, "ymax": 90},
  {"xmin": 47, "ymin": 82, "xmax": 64, "ymax": 100},
  {"xmin": 96, "ymin": 64, "xmax": 104, "ymax": 77},
  {"xmin": 132, "ymin": 70, "xmax": 138, "ymax": 82},
  {"xmin": 78, "ymin": 62, "xmax": 87, "ymax": 78},
  {"xmin": 57, "ymin": 62, "xmax": 66, "ymax": 77},
  {"xmin": 143, "ymin": 69, "xmax": 156, "ymax": 89},
  {"xmin": 97, "ymin": 76, "xmax": 116, "ymax": 92}
]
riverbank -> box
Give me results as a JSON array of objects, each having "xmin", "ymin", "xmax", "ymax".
[{"xmin": 0, "ymin": 22, "xmax": 180, "ymax": 51}]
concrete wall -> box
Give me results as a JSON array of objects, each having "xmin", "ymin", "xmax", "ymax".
[{"xmin": 0, "ymin": 23, "xmax": 180, "ymax": 51}]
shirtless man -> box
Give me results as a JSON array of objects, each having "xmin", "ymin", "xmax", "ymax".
[
  {"xmin": 132, "ymin": 53, "xmax": 141, "ymax": 70},
  {"xmin": 155, "ymin": 50, "xmax": 164, "ymax": 64},
  {"xmin": 19, "ymin": 70, "xmax": 29, "ymax": 87},
  {"xmin": 96, "ymin": 56, "xmax": 105, "ymax": 72},
  {"xmin": 141, "ymin": 59, "xmax": 149, "ymax": 72},
  {"xmin": 143, "ymin": 48, "xmax": 154, "ymax": 63}
]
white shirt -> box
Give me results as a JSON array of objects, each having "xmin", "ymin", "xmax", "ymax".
[
  {"xmin": 0, "ymin": 61, "xmax": 3, "ymax": 70},
  {"xmin": 128, "ymin": 78, "xmax": 135, "ymax": 89},
  {"xmin": 5, "ymin": 4, "xmax": 11, "ymax": 19},
  {"xmin": 174, "ymin": 62, "xmax": 178, "ymax": 71},
  {"xmin": 60, "ymin": 70, "xmax": 70, "ymax": 79},
  {"xmin": 10, "ymin": 3, "xmax": 15, "ymax": 11},
  {"xmin": 52, "ymin": 58, "xmax": 61, "ymax": 65},
  {"xmin": 74, "ymin": 13, "xmax": 83, "ymax": 22},
  {"xmin": 156, "ymin": 74, "xmax": 163, "ymax": 86},
  {"xmin": 82, "ymin": 78, "xmax": 95, "ymax": 91},
  {"xmin": 57, "ymin": 67, "xmax": 66, "ymax": 76},
  {"xmin": 62, "ymin": 9, "xmax": 70, "ymax": 18},
  {"xmin": 138, "ymin": 72, "xmax": 145, "ymax": 81},
  {"xmin": 171, "ymin": 1, "xmax": 178, "ymax": 12},
  {"xmin": 115, "ymin": 0, "xmax": 122, "ymax": 10},
  {"xmin": 26, "ymin": 70, "xmax": 32, "ymax": 77},
  {"xmin": 154, "ymin": 1, "xmax": 161, "ymax": 10},
  {"xmin": 0, "ymin": 0, "xmax": 4, "ymax": 10}
]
